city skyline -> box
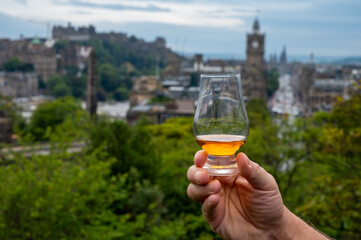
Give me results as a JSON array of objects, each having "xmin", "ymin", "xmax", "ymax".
[{"xmin": 0, "ymin": 0, "xmax": 361, "ymax": 59}]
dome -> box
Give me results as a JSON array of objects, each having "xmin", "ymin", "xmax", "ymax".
[{"xmin": 31, "ymin": 37, "xmax": 41, "ymax": 45}]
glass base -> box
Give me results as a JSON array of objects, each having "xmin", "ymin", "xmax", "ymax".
[{"xmin": 203, "ymin": 154, "xmax": 239, "ymax": 176}]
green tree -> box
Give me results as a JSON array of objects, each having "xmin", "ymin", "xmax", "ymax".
[
  {"xmin": 114, "ymin": 87, "xmax": 129, "ymax": 101},
  {"xmin": 266, "ymin": 68, "xmax": 279, "ymax": 97},
  {"xmin": 0, "ymin": 146, "xmax": 133, "ymax": 239},
  {"xmin": 51, "ymin": 83, "xmax": 71, "ymax": 97},
  {"xmin": 3, "ymin": 57, "xmax": 34, "ymax": 72},
  {"xmin": 99, "ymin": 63, "xmax": 119, "ymax": 92},
  {"xmin": 69, "ymin": 76, "xmax": 87, "ymax": 98},
  {"xmin": 53, "ymin": 39, "xmax": 69, "ymax": 53},
  {"xmin": 0, "ymin": 94, "xmax": 25, "ymax": 141},
  {"xmin": 24, "ymin": 97, "xmax": 82, "ymax": 141},
  {"xmin": 47, "ymin": 75, "xmax": 86, "ymax": 99},
  {"xmin": 294, "ymin": 95, "xmax": 361, "ymax": 239},
  {"xmin": 245, "ymin": 99, "xmax": 270, "ymax": 127},
  {"xmin": 89, "ymin": 119, "xmax": 159, "ymax": 182}
]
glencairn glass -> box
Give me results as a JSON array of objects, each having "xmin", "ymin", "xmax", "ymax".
[{"xmin": 193, "ymin": 74, "xmax": 249, "ymax": 176}]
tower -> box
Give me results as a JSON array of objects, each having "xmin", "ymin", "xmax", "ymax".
[
  {"xmin": 243, "ymin": 18, "xmax": 267, "ymax": 100},
  {"xmin": 246, "ymin": 18, "xmax": 265, "ymax": 70},
  {"xmin": 86, "ymin": 49, "xmax": 98, "ymax": 117},
  {"xmin": 279, "ymin": 45, "xmax": 287, "ymax": 64}
]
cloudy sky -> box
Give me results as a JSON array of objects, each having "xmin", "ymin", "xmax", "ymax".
[{"xmin": 0, "ymin": 0, "xmax": 360, "ymax": 60}]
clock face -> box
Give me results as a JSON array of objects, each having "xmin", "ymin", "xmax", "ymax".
[{"xmin": 252, "ymin": 40, "xmax": 259, "ymax": 49}]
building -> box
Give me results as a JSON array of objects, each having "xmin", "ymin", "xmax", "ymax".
[
  {"xmin": 52, "ymin": 23, "xmax": 181, "ymax": 77},
  {"xmin": 293, "ymin": 63, "xmax": 356, "ymax": 115},
  {"xmin": 309, "ymin": 78, "xmax": 352, "ymax": 113},
  {"xmin": 0, "ymin": 38, "xmax": 57, "ymax": 82},
  {"xmin": 127, "ymin": 99, "xmax": 195, "ymax": 125},
  {"xmin": 52, "ymin": 22, "xmax": 95, "ymax": 41},
  {"xmin": 0, "ymin": 72, "xmax": 38, "ymax": 98},
  {"xmin": 242, "ymin": 18, "xmax": 267, "ymax": 101},
  {"xmin": 129, "ymin": 76, "xmax": 163, "ymax": 107},
  {"xmin": 279, "ymin": 45, "xmax": 287, "ymax": 65}
]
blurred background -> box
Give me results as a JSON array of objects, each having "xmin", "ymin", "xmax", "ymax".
[{"xmin": 0, "ymin": 0, "xmax": 360, "ymax": 239}]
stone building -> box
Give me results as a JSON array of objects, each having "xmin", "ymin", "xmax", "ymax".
[
  {"xmin": 127, "ymin": 99, "xmax": 195, "ymax": 125},
  {"xmin": 52, "ymin": 22, "xmax": 95, "ymax": 41},
  {"xmin": 309, "ymin": 78, "xmax": 352, "ymax": 113},
  {"xmin": 52, "ymin": 23, "xmax": 180, "ymax": 76},
  {"xmin": 242, "ymin": 18, "xmax": 267, "ymax": 101},
  {"xmin": 0, "ymin": 39, "xmax": 12, "ymax": 64},
  {"xmin": 0, "ymin": 38, "xmax": 56, "ymax": 82},
  {"xmin": 129, "ymin": 76, "xmax": 163, "ymax": 107},
  {"xmin": 0, "ymin": 72, "xmax": 38, "ymax": 98},
  {"xmin": 294, "ymin": 63, "xmax": 355, "ymax": 115},
  {"xmin": 295, "ymin": 63, "xmax": 315, "ymax": 108},
  {"xmin": 127, "ymin": 75, "xmax": 195, "ymax": 125}
]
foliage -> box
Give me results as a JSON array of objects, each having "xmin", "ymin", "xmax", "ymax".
[
  {"xmin": 245, "ymin": 98, "xmax": 270, "ymax": 128},
  {"xmin": 23, "ymin": 97, "xmax": 83, "ymax": 141},
  {"xmin": 1, "ymin": 94, "xmax": 361, "ymax": 239},
  {"xmin": 266, "ymin": 68, "xmax": 279, "ymax": 97},
  {"xmin": 2, "ymin": 57, "xmax": 34, "ymax": 72},
  {"xmin": 87, "ymin": 38, "xmax": 162, "ymax": 99},
  {"xmin": 114, "ymin": 87, "xmax": 129, "ymax": 101},
  {"xmin": 51, "ymin": 82, "xmax": 71, "ymax": 97},
  {"xmin": 148, "ymin": 95, "xmax": 174, "ymax": 104},
  {"xmin": 0, "ymin": 94, "xmax": 25, "ymax": 138},
  {"xmin": 293, "ymin": 95, "xmax": 361, "ymax": 239},
  {"xmin": 47, "ymin": 74, "xmax": 86, "ymax": 99},
  {"xmin": 88, "ymin": 118, "xmax": 159, "ymax": 182},
  {"xmin": 0, "ymin": 150, "xmax": 119, "ymax": 239},
  {"xmin": 53, "ymin": 39, "xmax": 69, "ymax": 53},
  {"xmin": 99, "ymin": 63, "xmax": 119, "ymax": 92}
]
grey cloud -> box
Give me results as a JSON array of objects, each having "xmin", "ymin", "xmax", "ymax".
[{"xmin": 69, "ymin": 0, "xmax": 171, "ymax": 12}]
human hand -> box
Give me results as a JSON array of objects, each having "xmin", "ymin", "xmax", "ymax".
[{"xmin": 187, "ymin": 150, "xmax": 285, "ymax": 240}]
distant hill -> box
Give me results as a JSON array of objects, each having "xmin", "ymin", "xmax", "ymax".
[{"xmin": 327, "ymin": 56, "xmax": 361, "ymax": 66}]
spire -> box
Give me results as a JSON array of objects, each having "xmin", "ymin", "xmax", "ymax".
[
  {"xmin": 280, "ymin": 45, "xmax": 287, "ymax": 64},
  {"xmin": 253, "ymin": 18, "xmax": 260, "ymax": 33}
]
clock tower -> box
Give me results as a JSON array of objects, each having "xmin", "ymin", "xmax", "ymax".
[{"xmin": 243, "ymin": 18, "xmax": 267, "ymax": 100}]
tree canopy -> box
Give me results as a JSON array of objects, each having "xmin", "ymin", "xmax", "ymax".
[{"xmin": 1, "ymin": 95, "xmax": 360, "ymax": 239}]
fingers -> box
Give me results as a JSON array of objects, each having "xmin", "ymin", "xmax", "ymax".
[
  {"xmin": 236, "ymin": 153, "xmax": 277, "ymax": 191},
  {"xmin": 188, "ymin": 150, "xmax": 210, "ymax": 184},
  {"xmin": 194, "ymin": 150, "xmax": 208, "ymax": 167},
  {"xmin": 202, "ymin": 194, "xmax": 221, "ymax": 227},
  {"xmin": 187, "ymin": 165, "xmax": 210, "ymax": 185},
  {"xmin": 187, "ymin": 180, "xmax": 221, "ymax": 203}
]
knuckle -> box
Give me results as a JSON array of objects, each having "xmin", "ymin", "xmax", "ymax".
[
  {"xmin": 186, "ymin": 184, "xmax": 192, "ymax": 197},
  {"xmin": 186, "ymin": 166, "xmax": 195, "ymax": 180}
]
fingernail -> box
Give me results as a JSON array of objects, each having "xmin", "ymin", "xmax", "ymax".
[{"xmin": 195, "ymin": 171, "xmax": 202, "ymax": 184}]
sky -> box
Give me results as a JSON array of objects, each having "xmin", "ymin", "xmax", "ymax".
[{"xmin": 0, "ymin": 0, "xmax": 360, "ymax": 60}]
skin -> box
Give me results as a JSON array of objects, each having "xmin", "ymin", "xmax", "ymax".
[{"xmin": 187, "ymin": 150, "xmax": 329, "ymax": 240}]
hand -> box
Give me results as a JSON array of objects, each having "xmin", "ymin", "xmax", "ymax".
[{"xmin": 187, "ymin": 151, "xmax": 285, "ymax": 240}]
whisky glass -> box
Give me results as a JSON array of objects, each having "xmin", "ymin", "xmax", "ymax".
[{"xmin": 193, "ymin": 74, "xmax": 249, "ymax": 176}]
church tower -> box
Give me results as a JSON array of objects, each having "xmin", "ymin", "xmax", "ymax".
[
  {"xmin": 246, "ymin": 18, "xmax": 265, "ymax": 70},
  {"xmin": 243, "ymin": 18, "xmax": 267, "ymax": 100}
]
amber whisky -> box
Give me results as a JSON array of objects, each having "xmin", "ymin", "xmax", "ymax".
[{"xmin": 196, "ymin": 134, "xmax": 247, "ymax": 156}]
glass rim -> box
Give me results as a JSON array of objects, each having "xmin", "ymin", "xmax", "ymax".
[{"xmin": 200, "ymin": 73, "xmax": 241, "ymax": 78}]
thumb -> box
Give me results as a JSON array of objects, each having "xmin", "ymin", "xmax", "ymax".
[{"xmin": 236, "ymin": 153, "xmax": 278, "ymax": 191}]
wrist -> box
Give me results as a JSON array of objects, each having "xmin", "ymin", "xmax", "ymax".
[
  {"xmin": 270, "ymin": 206, "xmax": 294, "ymax": 240},
  {"xmin": 271, "ymin": 206, "xmax": 329, "ymax": 240}
]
